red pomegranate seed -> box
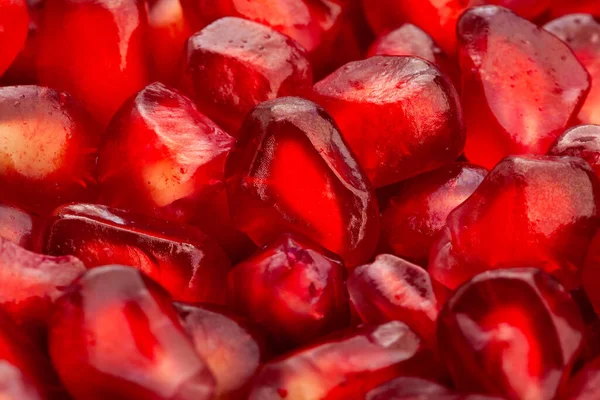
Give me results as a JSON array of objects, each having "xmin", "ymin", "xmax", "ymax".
[
  {"xmin": 36, "ymin": 0, "xmax": 150, "ymax": 126},
  {"xmin": 227, "ymin": 234, "xmax": 349, "ymax": 348},
  {"xmin": 0, "ymin": 204, "xmax": 36, "ymax": 250},
  {"xmin": 313, "ymin": 56, "xmax": 464, "ymax": 188},
  {"xmin": 347, "ymin": 254, "xmax": 440, "ymax": 346},
  {"xmin": 0, "ymin": 237, "xmax": 84, "ymax": 339},
  {"xmin": 248, "ymin": 321, "xmax": 447, "ymax": 400},
  {"xmin": 548, "ymin": 125, "xmax": 600, "ymax": 179},
  {"xmin": 225, "ymin": 97, "xmax": 380, "ymax": 267},
  {"xmin": 147, "ymin": 0, "xmax": 192, "ymax": 84},
  {"xmin": 366, "ymin": 377, "xmax": 505, "ymax": 400},
  {"xmin": 378, "ymin": 163, "xmax": 487, "ymax": 266},
  {"xmin": 458, "ymin": 6, "xmax": 590, "ymax": 169},
  {"xmin": 0, "ymin": 86, "xmax": 100, "ymax": 214},
  {"xmin": 438, "ymin": 268, "xmax": 584, "ymax": 400},
  {"xmin": 0, "ymin": 310, "xmax": 66, "ymax": 399},
  {"xmin": 180, "ymin": 0, "xmax": 356, "ymax": 77},
  {"xmin": 175, "ymin": 303, "xmax": 265, "ymax": 399},
  {"xmin": 429, "ymin": 156, "xmax": 600, "ymax": 291},
  {"xmin": 549, "ymin": 0, "xmax": 600, "ymax": 18},
  {"xmin": 0, "ymin": 0, "xmax": 28, "ymax": 78},
  {"xmin": 97, "ymin": 82, "xmax": 251, "ymax": 259},
  {"xmin": 367, "ymin": 24, "xmax": 460, "ymax": 87},
  {"xmin": 566, "ymin": 356, "xmax": 600, "ymax": 399},
  {"xmin": 41, "ymin": 203, "xmax": 231, "ymax": 304},
  {"xmin": 545, "ymin": 14, "xmax": 600, "ymax": 126},
  {"xmin": 49, "ymin": 266, "xmax": 216, "ymax": 400},
  {"xmin": 180, "ymin": 17, "xmax": 313, "ymax": 136}
]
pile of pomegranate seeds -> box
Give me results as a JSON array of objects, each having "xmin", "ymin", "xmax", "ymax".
[{"xmin": 4, "ymin": 0, "xmax": 600, "ymax": 399}]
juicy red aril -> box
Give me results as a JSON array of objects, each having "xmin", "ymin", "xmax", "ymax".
[
  {"xmin": 0, "ymin": 86, "xmax": 100, "ymax": 214},
  {"xmin": 347, "ymin": 254, "xmax": 440, "ymax": 346},
  {"xmin": 175, "ymin": 303, "xmax": 265, "ymax": 399},
  {"xmin": 458, "ymin": 6, "xmax": 590, "ymax": 169},
  {"xmin": 566, "ymin": 356, "xmax": 600, "ymax": 399},
  {"xmin": 0, "ymin": 204, "xmax": 36, "ymax": 250},
  {"xmin": 0, "ymin": 237, "xmax": 85, "ymax": 339},
  {"xmin": 429, "ymin": 156, "xmax": 600, "ymax": 291},
  {"xmin": 548, "ymin": 125, "xmax": 600, "ymax": 179},
  {"xmin": 225, "ymin": 97, "xmax": 380, "ymax": 267},
  {"xmin": 227, "ymin": 234, "xmax": 349, "ymax": 349},
  {"xmin": 438, "ymin": 268, "xmax": 584, "ymax": 400},
  {"xmin": 41, "ymin": 203, "xmax": 231, "ymax": 304},
  {"xmin": 37, "ymin": 0, "xmax": 150, "ymax": 126},
  {"xmin": 367, "ymin": 24, "xmax": 460, "ymax": 87},
  {"xmin": 97, "ymin": 82, "xmax": 251, "ymax": 259},
  {"xmin": 181, "ymin": 17, "xmax": 313, "ymax": 136},
  {"xmin": 248, "ymin": 321, "xmax": 447, "ymax": 400},
  {"xmin": 0, "ymin": 0, "xmax": 28, "ymax": 78},
  {"xmin": 180, "ymin": 0, "xmax": 358, "ymax": 77},
  {"xmin": 49, "ymin": 266, "xmax": 216, "ymax": 400},
  {"xmin": 545, "ymin": 14, "xmax": 600, "ymax": 126},
  {"xmin": 366, "ymin": 377, "xmax": 504, "ymax": 400},
  {"xmin": 378, "ymin": 163, "xmax": 487, "ymax": 266},
  {"xmin": 313, "ymin": 56, "xmax": 465, "ymax": 188}
]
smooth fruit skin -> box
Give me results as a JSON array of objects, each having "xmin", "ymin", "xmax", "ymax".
[
  {"xmin": 0, "ymin": 86, "xmax": 100, "ymax": 215},
  {"xmin": 37, "ymin": 0, "xmax": 150, "ymax": 126},
  {"xmin": 0, "ymin": 0, "xmax": 28, "ymax": 78},
  {"xmin": 41, "ymin": 203, "xmax": 231, "ymax": 304},
  {"xmin": 181, "ymin": 17, "xmax": 313, "ymax": 136},
  {"xmin": 545, "ymin": 14, "xmax": 600, "ymax": 126},
  {"xmin": 97, "ymin": 82, "xmax": 251, "ymax": 260},
  {"xmin": 548, "ymin": 125, "xmax": 600, "ymax": 179},
  {"xmin": 347, "ymin": 254, "xmax": 440, "ymax": 346},
  {"xmin": 367, "ymin": 24, "xmax": 460, "ymax": 88},
  {"xmin": 313, "ymin": 56, "xmax": 465, "ymax": 188},
  {"xmin": 458, "ymin": 6, "xmax": 590, "ymax": 169},
  {"xmin": 429, "ymin": 156, "xmax": 600, "ymax": 291},
  {"xmin": 0, "ymin": 203, "xmax": 36, "ymax": 249},
  {"xmin": 225, "ymin": 97, "xmax": 380, "ymax": 267},
  {"xmin": 49, "ymin": 266, "xmax": 216, "ymax": 400},
  {"xmin": 175, "ymin": 303, "xmax": 265, "ymax": 399},
  {"xmin": 378, "ymin": 163, "xmax": 488, "ymax": 266},
  {"xmin": 248, "ymin": 321, "xmax": 447, "ymax": 400},
  {"xmin": 227, "ymin": 234, "xmax": 349, "ymax": 349},
  {"xmin": 437, "ymin": 268, "xmax": 584, "ymax": 400}
]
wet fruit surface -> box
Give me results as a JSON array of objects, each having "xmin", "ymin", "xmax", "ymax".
[
  {"xmin": 0, "ymin": 204, "xmax": 36, "ymax": 249},
  {"xmin": 42, "ymin": 203, "xmax": 231, "ymax": 304},
  {"xmin": 313, "ymin": 56, "xmax": 465, "ymax": 188},
  {"xmin": 438, "ymin": 268, "xmax": 584, "ymax": 400},
  {"xmin": 458, "ymin": 6, "xmax": 590, "ymax": 169},
  {"xmin": 429, "ymin": 156, "xmax": 600, "ymax": 290},
  {"xmin": 49, "ymin": 266, "xmax": 216, "ymax": 400},
  {"xmin": 225, "ymin": 97, "xmax": 379, "ymax": 267},
  {"xmin": 548, "ymin": 125, "xmax": 600, "ymax": 180},
  {"xmin": 228, "ymin": 234, "xmax": 349, "ymax": 349},
  {"xmin": 0, "ymin": 0, "xmax": 29, "ymax": 78},
  {"xmin": 0, "ymin": 86, "xmax": 100, "ymax": 214},
  {"xmin": 181, "ymin": 17, "xmax": 313, "ymax": 136}
]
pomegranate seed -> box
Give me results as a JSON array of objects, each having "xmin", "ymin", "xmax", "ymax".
[
  {"xmin": 49, "ymin": 266, "xmax": 216, "ymax": 400},
  {"xmin": 347, "ymin": 254, "xmax": 441, "ymax": 346},
  {"xmin": 0, "ymin": 0, "xmax": 28, "ymax": 78},
  {"xmin": 180, "ymin": 17, "xmax": 313, "ymax": 136},
  {"xmin": 458, "ymin": 6, "xmax": 590, "ymax": 169},
  {"xmin": 97, "ymin": 82, "xmax": 251, "ymax": 259},
  {"xmin": 36, "ymin": 0, "xmax": 150, "ymax": 125},
  {"xmin": 0, "ymin": 86, "xmax": 100, "ymax": 214},
  {"xmin": 438, "ymin": 268, "xmax": 584, "ymax": 400},
  {"xmin": 429, "ymin": 156, "xmax": 600, "ymax": 291},
  {"xmin": 367, "ymin": 24, "xmax": 460, "ymax": 87},
  {"xmin": 313, "ymin": 56, "xmax": 465, "ymax": 188},
  {"xmin": 378, "ymin": 163, "xmax": 487, "ymax": 266},
  {"xmin": 225, "ymin": 97, "xmax": 380, "ymax": 267},
  {"xmin": 175, "ymin": 303, "xmax": 265, "ymax": 399},
  {"xmin": 548, "ymin": 125, "xmax": 600, "ymax": 179},
  {"xmin": 545, "ymin": 14, "xmax": 600, "ymax": 126},
  {"xmin": 41, "ymin": 203, "xmax": 231, "ymax": 304},
  {"xmin": 566, "ymin": 356, "xmax": 600, "ymax": 399},
  {"xmin": 0, "ymin": 204, "xmax": 36, "ymax": 250},
  {"xmin": 248, "ymin": 321, "xmax": 447, "ymax": 400},
  {"xmin": 227, "ymin": 234, "xmax": 349, "ymax": 349},
  {"xmin": 0, "ymin": 237, "xmax": 84, "ymax": 339},
  {"xmin": 366, "ymin": 377, "xmax": 504, "ymax": 400}
]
